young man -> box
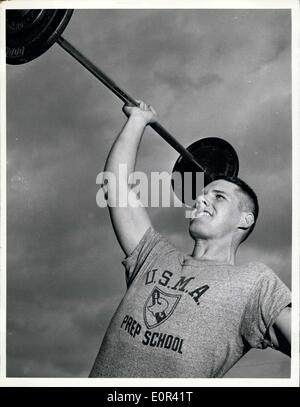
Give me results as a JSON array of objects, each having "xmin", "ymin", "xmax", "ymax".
[{"xmin": 90, "ymin": 102, "xmax": 291, "ymax": 378}]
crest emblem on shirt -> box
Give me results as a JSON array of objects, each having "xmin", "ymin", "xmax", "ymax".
[{"xmin": 143, "ymin": 287, "xmax": 181, "ymax": 329}]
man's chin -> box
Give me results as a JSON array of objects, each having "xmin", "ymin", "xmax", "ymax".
[
  {"xmin": 190, "ymin": 215, "xmax": 212, "ymax": 223},
  {"xmin": 188, "ymin": 225, "xmax": 210, "ymax": 241}
]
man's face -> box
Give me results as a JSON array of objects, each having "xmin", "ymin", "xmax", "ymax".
[{"xmin": 189, "ymin": 179, "xmax": 244, "ymax": 241}]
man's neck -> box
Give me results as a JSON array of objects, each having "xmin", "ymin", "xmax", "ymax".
[{"xmin": 191, "ymin": 237, "xmax": 238, "ymax": 265}]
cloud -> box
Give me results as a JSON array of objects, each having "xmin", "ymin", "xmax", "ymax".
[{"xmin": 155, "ymin": 71, "xmax": 222, "ymax": 93}]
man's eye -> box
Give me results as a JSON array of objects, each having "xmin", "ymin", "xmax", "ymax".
[{"xmin": 216, "ymin": 194, "xmax": 225, "ymax": 200}]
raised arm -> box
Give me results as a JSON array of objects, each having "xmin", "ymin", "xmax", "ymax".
[{"xmin": 103, "ymin": 101, "xmax": 157, "ymax": 256}]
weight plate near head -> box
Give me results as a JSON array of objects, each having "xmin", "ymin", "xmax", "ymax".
[
  {"xmin": 6, "ymin": 9, "xmax": 73, "ymax": 65},
  {"xmin": 172, "ymin": 137, "xmax": 239, "ymax": 205}
]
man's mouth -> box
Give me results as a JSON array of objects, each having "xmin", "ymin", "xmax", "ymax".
[{"xmin": 192, "ymin": 209, "xmax": 213, "ymax": 219}]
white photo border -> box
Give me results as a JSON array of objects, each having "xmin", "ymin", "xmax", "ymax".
[{"xmin": 0, "ymin": 0, "xmax": 299, "ymax": 387}]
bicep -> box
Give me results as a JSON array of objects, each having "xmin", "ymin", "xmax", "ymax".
[
  {"xmin": 269, "ymin": 306, "xmax": 291, "ymax": 356},
  {"xmin": 108, "ymin": 189, "xmax": 152, "ymax": 256}
]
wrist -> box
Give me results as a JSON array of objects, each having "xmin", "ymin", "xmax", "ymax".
[{"xmin": 127, "ymin": 113, "xmax": 149, "ymax": 127}]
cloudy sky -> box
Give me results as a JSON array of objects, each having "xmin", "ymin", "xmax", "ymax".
[{"xmin": 6, "ymin": 8, "xmax": 292, "ymax": 378}]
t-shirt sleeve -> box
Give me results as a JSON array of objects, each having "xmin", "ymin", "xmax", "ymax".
[
  {"xmin": 122, "ymin": 227, "xmax": 174, "ymax": 287},
  {"xmin": 241, "ymin": 266, "xmax": 291, "ymax": 349}
]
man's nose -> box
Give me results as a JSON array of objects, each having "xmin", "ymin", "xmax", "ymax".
[{"xmin": 196, "ymin": 194, "xmax": 209, "ymax": 208}]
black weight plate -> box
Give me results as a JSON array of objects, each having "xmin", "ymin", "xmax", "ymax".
[
  {"xmin": 171, "ymin": 137, "xmax": 239, "ymax": 205},
  {"xmin": 6, "ymin": 9, "xmax": 73, "ymax": 64}
]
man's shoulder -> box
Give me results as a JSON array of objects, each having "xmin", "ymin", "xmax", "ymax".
[
  {"xmin": 240, "ymin": 261, "xmax": 272, "ymax": 274},
  {"xmin": 233, "ymin": 261, "xmax": 275, "ymax": 286},
  {"xmin": 132, "ymin": 226, "xmax": 182, "ymax": 260}
]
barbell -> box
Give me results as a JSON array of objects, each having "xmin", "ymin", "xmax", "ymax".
[{"xmin": 6, "ymin": 9, "xmax": 239, "ymax": 203}]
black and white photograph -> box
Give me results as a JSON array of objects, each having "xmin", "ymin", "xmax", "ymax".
[{"xmin": 1, "ymin": 0, "xmax": 299, "ymax": 384}]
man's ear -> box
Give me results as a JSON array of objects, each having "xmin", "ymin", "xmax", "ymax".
[{"xmin": 238, "ymin": 212, "xmax": 254, "ymax": 230}]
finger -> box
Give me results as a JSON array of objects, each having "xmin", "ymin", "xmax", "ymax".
[
  {"xmin": 122, "ymin": 104, "xmax": 132, "ymax": 115},
  {"xmin": 123, "ymin": 102, "xmax": 133, "ymax": 110},
  {"xmin": 149, "ymin": 105, "xmax": 157, "ymax": 115},
  {"xmin": 135, "ymin": 100, "xmax": 145, "ymax": 109}
]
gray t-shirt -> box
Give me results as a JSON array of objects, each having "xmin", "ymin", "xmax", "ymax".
[{"xmin": 90, "ymin": 227, "xmax": 291, "ymax": 378}]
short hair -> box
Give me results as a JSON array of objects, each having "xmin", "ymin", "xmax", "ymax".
[{"xmin": 207, "ymin": 173, "xmax": 259, "ymax": 243}]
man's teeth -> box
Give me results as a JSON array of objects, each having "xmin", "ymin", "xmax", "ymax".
[{"xmin": 194, "ymin": 211, "xmax": 211, "ymax": 218}]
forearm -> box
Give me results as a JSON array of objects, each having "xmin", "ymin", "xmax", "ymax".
[{"xmin": 104, "ymin": 115, "xmax": 147, "ymax": 179}]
